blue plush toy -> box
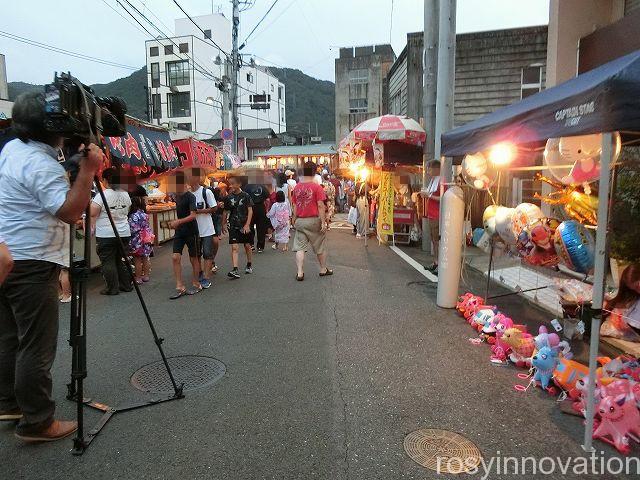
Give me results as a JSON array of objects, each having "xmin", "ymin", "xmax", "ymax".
[{"xmin": 531, "ymin": 345, "xmax": 559, "ymax": 391}]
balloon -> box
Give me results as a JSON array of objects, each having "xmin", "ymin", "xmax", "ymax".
[
  {"xmin": 535, "ymin": 174, "xmax": 599, "ymax": 225},
  {"xmin": 483, "ymin": 204, "xmax": 500, "ymax": 236},
  {"xmin": 495, "ymin": 206, "xmax": 516, "ymax": 244},
  {"xmin": 511, "ymin": 203, "xmax": 544, "ymax": 237},
  {"xmin": 544, "ymin": 133, "xmax": 621, "ymax": 186},
  {"xmin": 521, "ymin": 219, "xmax": 560, "ymax": 267},
  {"xmin": 554, "ymin": 220, "xmax": 595, "ymax": 274},
  {"xmin": 461, "ymin": 152, "xmax": 496, "ymax": 190}
]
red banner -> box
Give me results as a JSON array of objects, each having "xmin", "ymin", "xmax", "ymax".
[{"xmin": 173, "ymin": 138, "xmax": 219, "ymax": 170}]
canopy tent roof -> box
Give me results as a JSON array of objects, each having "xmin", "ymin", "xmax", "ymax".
[
  {"xmin": 255, "ymin": 144, "xmax": 337, "ymax": 157},
  {"xmin": 441, "ymin": 49, "xmax": 640, "ymax": 157}
]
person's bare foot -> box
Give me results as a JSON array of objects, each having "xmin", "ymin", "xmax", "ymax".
[{"xmin": 15, "ymin": 419, "xmax": 77, "ymax": 443}]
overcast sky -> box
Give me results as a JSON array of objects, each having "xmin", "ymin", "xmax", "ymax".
[{"xmin": 1, "ymin": 0, "xmax": 549, "ymax": 85}]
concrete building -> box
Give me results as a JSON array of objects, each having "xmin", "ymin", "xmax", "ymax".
[
  {"xmin": 145, "ymin": 13, "xmax": 285, "ymax": 139},
  {"xmin": 386, "ymin": 26, "xmax": 548, "ymax": 127},
  {"xmin": 0, "ymin": 54, "xmax": 12, "ymax": 119},
  {"xmin": 334, "ymin": 44, "xmax": 395, "ymax": 142},
  {"xmin": 547, "ymin": 0, "xmax": 640, "ymax": 87}
]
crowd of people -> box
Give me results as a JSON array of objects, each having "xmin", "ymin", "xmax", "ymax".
[{"xmin": 0, "ymin": 92, "xmax": 339, "ymax": 445}]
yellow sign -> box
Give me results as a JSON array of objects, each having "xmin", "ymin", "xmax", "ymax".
[{"xmin": 377, "ymin": 171, "xmax": 394, "ymax": 244}]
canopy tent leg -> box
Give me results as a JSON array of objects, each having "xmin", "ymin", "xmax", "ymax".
[{"xmin": 582, "ymin": 132, "xmax": 613, "ymax": 452}]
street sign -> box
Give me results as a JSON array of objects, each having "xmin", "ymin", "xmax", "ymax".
[
  {"xmin": 222, "ymin": 144, "xmax": 232, "ymax": 154},
  {"xmin": 250, "ymin": 103, "xmax": 271, "ymax": 110},
  {"xmin": 221, "ymin": 128, "xmax": 233, "ymax": 141}
]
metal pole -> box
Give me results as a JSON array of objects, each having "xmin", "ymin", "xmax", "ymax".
[
  {"xmin": 231, "ymin": 0, "xmax": 240, "ymax": 154},
  {"xmin": 434, "ymin": 0, "xmax": 456, "ymax": 185},
  {"xmin": 422, "ymin": 0, "xmax": 439, "ymax": 252},
  {"xmin": 221, "ymin": 59, "xmax": 230, "ymax": 130},
  {"xmin": 582, "ymin": 132, "xmax": 613, "ymax": 452}
]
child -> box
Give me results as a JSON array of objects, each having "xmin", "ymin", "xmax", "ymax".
[
  {"xmin": 128, "ymin": 195, "xmax": 154, "ymax": 285},
  {"xmin": 603, "ymin": 263, "xmax": 640, "ymax": 339},
  {"xmin": 267, "ymin": 190, "xmax": 291, "ymax": 251},
  {"xmin": 222, "ymin": 176, "xmax": 254, "ymax": 278}
]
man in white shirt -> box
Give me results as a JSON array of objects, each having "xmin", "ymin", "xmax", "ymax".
[
  {"xmin": 0, "ymin": 92, "xmax": 102, "ymax": 443},
  {"xmin": 189, "ymin": 170, "xmax": 217, "ymax": 289}
]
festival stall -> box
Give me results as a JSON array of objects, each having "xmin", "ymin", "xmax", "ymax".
[
  {"xmin": 439, "ymin": 49, "xmax": 640, "ymax": 453},
  {"xmin": 254, "ymin": 144, "xmax": 338, "ymax": 171},
  {"xmin": 339, "ymin": 115, "xmax": 426, "ymax": 245},
  {"xmin": 106, "ymin": 116, "xmax": 183, "ymax": 245}
]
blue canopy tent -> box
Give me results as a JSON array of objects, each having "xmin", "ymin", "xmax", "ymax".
[{"xmin": 441, "ymin": 49, "xmax": 640, "ymax": 452}]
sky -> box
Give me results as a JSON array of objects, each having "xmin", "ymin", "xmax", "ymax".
[{"xmin": 0, "ymin": 0, "xmax": 550, "ymax": 86}]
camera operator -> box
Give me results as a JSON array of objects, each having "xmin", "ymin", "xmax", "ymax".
[{"xmin": 0, "ymin": 92, "xmax": 103, "ymax": 443}]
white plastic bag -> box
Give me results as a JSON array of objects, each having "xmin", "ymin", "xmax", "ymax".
[{"xmin": 347, "ymin": 206, "xmax": 358, "ymax": 225}]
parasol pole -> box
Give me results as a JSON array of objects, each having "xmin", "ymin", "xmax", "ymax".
[{"xmin": 582, "ymin": 132, "xmax": 613, "ymax": 452}]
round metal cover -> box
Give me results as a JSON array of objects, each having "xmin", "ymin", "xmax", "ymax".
[
  {"xmin": 131, "ymin": 355, "xmax": 226, "ymax": 394},
  {"xmin": 404, "ymin": 429, "xmax": 482, "ymax": 474}
]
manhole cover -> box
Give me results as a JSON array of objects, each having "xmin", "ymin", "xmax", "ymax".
[
  {"xmin": 131, "ymin": 355, "xmax": 226, "ymax": 394},
  {"xmin": 404, "ymin": 429, "xmax": 482, "ymax": 474}
]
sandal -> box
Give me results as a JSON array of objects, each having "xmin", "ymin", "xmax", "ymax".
[
  {"xmin": 319, "ymin": 269, "xmax": 333, "ymax": 277},
  {"xmin": 186, "ymin": 285, "xmax": 202, "ymax": 295},
  {"xmin": 169, "ymin": 288, "xmax": 187, "ymax": 300},
  {"xmin": 296, "ymin": 273, "xmax": 304, "ymax": 281}
]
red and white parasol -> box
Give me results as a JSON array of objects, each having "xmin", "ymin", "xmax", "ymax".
[{"xmin": 348, "ymin": 114, "xmax": 426, "ymax": 145}]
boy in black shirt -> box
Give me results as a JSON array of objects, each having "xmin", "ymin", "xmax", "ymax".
[
  {"xmin": 168, "ymin": 171, "xmax": 201, "ymax": 298},
  {"xmin": 222, "ymin": 176, "xmax": 254, "ymax": 278}
]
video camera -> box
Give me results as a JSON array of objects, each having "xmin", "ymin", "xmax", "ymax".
[{"xmin": 43, "ymin": 72, "xmax": 127, "ymax": 142}]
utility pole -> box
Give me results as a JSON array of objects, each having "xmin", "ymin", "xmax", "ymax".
[
  {"xmin": 231, "ymin": 0, "xmax": 240, "ymax": 154},
  {"xmin": 434, "ymin": 0, "xmax": 456, "ymax": 185},
  {"xmin": 422, "ymin": 0, "xmax": 439, "ymax": 251},
  {"xmin": 221, "ymin": 59, "xmax": 230, "ymax": 130}
]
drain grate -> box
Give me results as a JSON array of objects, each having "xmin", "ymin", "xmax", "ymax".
[
  {"xmin": 404, "ymin": 429, "xmax": 482, "ymax": 474},
  {"xmin": 131, "ymin": 355, "xmax": 226, "ymax": 394}
]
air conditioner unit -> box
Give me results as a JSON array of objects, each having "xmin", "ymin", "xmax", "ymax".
[{"xmin": 167, "ymin": 121, "xmax": 178, "ymax": 131}]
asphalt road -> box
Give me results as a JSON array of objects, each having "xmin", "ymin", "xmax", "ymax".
[{"xmin": 1, "ymin": 226, "xmax": 634, "ymax": 479}]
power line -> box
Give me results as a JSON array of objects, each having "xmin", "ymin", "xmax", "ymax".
[
  {"xmin": 0, "ymin": 30, "xmax": 139, "ymax": 70},
  {"xmin": 249, "ymin": 0, "xmax": 298, "ymax": 43},
  {"xmin": 101, "ymin": 0, "xmax": 150, "ymax": 37},
  {"xmin": 239, "ymin": 0, "xmax": 279, "ymax": 50},
  {"xmin": 171, "ymin": 0, "xmax": 230, "ymax": 56}
]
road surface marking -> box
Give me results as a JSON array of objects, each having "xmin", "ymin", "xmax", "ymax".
[{"xmin": 389, "ymin": 246, "xmax": 438, "ymax": 283}]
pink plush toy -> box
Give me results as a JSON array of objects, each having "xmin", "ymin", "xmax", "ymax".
[
  {"xmin": 502, "ymin": 328, "xmax": 535, "ymax": 368},
  {"xmin": 593, "ymin": 389, "xmax": 640, "ymax": 455},
  {"xmin": 490, "ymin": 314, "xmax": 514, "ymax": 363}
]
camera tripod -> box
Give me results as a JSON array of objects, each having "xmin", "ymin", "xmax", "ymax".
[{"xmin": 66, "ymin": 176, "xmax": 184, "ymax": 455}]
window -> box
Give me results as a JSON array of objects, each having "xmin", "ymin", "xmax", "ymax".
[
  {"xmin": 168, "ymin": 92, "xmax": 191, "ymax": 117},
  {"xmin": 281, "ymin": 107, "xmax": 285, "ymax": 122},
  {"xmin": 149, "ymin": 46, "xmax": 159, "ymax": 57},
  {"xmin": 246, "ymin": 72, "xmax": 254, "ymax": 83},
  {"xmin": 164, "ymin": 44, "xmax": 173, "ymax": 55},
  {"xmin": 204, "ymin": 29, "xmax": 212, "ymax": 39},
  {"xmin": 179, "ymin": 43, "xmax": 189, "ymax": 53},
  {"xmin": 270, "ymin": 84, "xmax": 274, "ymax": 92},
  {"xmin": 349, "ymin": 112, "xmax": 370, "ymax": 130},
  {"xmin": 349, "ymin": 98, "xmax": 368, "ymax": 113},
  {"xmin": 166, "ymin": 60, "xmax": 190, "ymax": 87},
  {"xmin": 151, "ymin": 94, "xmax": 161, "ymax": 119},
  {"xmin": 177, "ymin": 122, "xmax": 192, "ymax": 131},
  {"xmin": 150, "ymin": 63, "xmax": 160, "ymax": 88},
  {"xmin": 278, "ymin": 86, "xmax": 283, "ymax": 100},
  {"xmin": 348, "ymin": 69, "xmax": 368, "ymax": 84},
  {"xmin": 521, "ymin": 65, "xmax": 542, "ymax": 99}
]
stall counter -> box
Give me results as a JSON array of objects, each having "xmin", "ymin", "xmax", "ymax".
[{"xmin": 147, "ymin": 204, "xmax": 177, "ymax": 245}]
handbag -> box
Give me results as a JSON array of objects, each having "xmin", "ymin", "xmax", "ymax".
[{"xmin": 347, "ymin": 206, "xmax": 358, "ymax": 225}]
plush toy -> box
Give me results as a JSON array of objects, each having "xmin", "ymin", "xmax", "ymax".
[
  {"xmin": 554, "ymin": 358, "xmax": 589, "ymax": 399},
  {"xmin": 502, "ymin": 328, "xmax": 535, "ymax": 367},
  {"xmin": 456, "ymin": 293, "xmax": 485, "ymax": 321},
  {"xmin": 531, "ymin": 345, "xmax": 559, "ymax": 393},
  {"xmin": 593, "ymin": 390, "xmax": 640, "ymax": 455},
  {"xmin": 490, "ymin": 314, "xmax": 513, "ymax": 362},
  {"xmin": 472, "ymin": 308, "xmax": 496, "ymax": 333}
]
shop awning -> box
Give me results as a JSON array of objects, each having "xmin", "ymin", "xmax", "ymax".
[
  {"xmin": 173, "ymin": 138, "xmax": 220, "ymax": 170},
  {"xmin": 441, "ymin": 49, "xmax": 640, "ymax": 156},
  {"xmin": 106, "ymin": 116, "xmax": 180, "ymax": 173}
]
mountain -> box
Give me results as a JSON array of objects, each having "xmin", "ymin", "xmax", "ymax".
[
  {"xmin": 8, "ymin": 67, "xmax": 149, "ymax": 120},
  {"xmin": 8, "ymin": 66, "xmax": 336, "ymax": 141},
  {"xmin": 268, "ymin": 67, "xmax": 335, "ymax": 141}
]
